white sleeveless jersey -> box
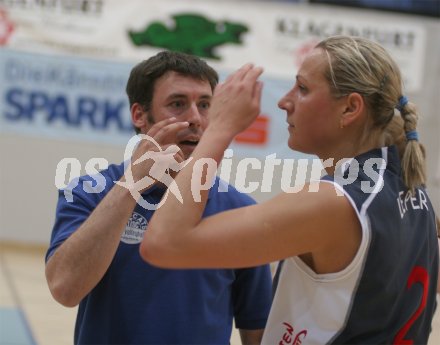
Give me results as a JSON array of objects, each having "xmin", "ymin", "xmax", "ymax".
[
  {"xmin": 262, "ymin": 146, "xmax": 438, "ymax": 344},
  {"xmin": 262, "ymin": 179, "xmax": 371, "ymax": 344}
]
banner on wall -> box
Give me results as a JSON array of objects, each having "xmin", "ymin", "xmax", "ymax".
[
  {"xmin": 0, "ymin": 48, "xmax": 133, "ymax": 145},
  {"xmin": 0, "ymin": 0, "xmax": 426, "ymax": 91},
  {"xmin": 0, "ymin": 47, "xmax": 300, "ymax": 158},
  {"xmin": 0, "ymin": 0, "xmax": 428, "ymax": 158}
]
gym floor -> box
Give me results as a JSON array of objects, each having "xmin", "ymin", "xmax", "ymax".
[{"xmin": 1, "ymin": 243, "xmax": 439, "ymax": 345}]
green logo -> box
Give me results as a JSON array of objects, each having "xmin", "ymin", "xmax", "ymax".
[{"xmin": 128, "ymin": 13, "xmax": 249, "ymax": 60}]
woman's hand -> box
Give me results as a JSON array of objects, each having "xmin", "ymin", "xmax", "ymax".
[{"xmin": 208, "ymin": 64, "xmax": 263, "ymax": 137}]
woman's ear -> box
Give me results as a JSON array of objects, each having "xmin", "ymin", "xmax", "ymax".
[
  {"xmin": 340, "ymin": 92, "xmax": 365, "ymax": 128},
  {"xmin": 131, "ymin": 103, "xmax": 147, "ymax": 130}
]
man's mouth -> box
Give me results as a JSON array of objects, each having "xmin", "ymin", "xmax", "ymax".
[{"xmin": 179, "ymin": 139, "xmax": 199, "ymax": 147}]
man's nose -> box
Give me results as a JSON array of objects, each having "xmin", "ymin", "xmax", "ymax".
[{"xmin": 184, "ymin": 103, "xmax": 202, "ymax": 127}]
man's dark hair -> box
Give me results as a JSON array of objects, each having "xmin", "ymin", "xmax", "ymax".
[{"xmin": 126, "ymin": 51, "xmax": 219, "ymax": 133}]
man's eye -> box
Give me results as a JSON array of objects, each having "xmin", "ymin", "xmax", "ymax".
[
  {"xmin": 170, "ymin": 101, "xmax": 184, "ymax": 108},
  {"xmin": 199, "ymin": 102, "xmax": 210, "ymax": 110}
]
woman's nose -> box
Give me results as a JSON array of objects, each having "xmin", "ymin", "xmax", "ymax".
[{"xmin": 278, "ymin": 94, "xmax": 293, "ymax": 111}]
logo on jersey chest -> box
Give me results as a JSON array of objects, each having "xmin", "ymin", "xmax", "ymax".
[
  {"xmin": 279, "ymin": 322, "xmax": 307, "ymax": 345},
  {"xmin": 121, "ymin": 212, "xmax": 148, "ymax": 244}
]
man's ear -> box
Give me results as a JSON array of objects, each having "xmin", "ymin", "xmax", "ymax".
[
  {"xmin": 340, "ymin": 92, "xmax": 365, "ymax": 128},
  {"xmin": 131, "ymin": 103, "xmax": 147, "ymax": 130}
]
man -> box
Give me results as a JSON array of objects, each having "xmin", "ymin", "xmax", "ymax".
[{"xmin": 45, "ymin": 51, "xmax": 272, "ymax": 344}]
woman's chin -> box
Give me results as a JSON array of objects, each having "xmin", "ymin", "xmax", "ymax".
[
  {"xmin": 287, "ymin": 139, "xmax": 297, "ymax": 151},
  {"xmin": 287, "ymin": 140, "xmax": 312, "ymax": 155}
]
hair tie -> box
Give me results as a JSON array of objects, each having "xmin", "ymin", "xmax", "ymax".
[
  {"xmin": 397, "ymin": 95, "xmax": 408, "ymax": 112},
  {"xmin": 379, "ymin": 75, "xmax": 388, "ymax": 91},
  {"xmin": 405, "ymin": 130, "xmax": 419, "ymax": 141}
]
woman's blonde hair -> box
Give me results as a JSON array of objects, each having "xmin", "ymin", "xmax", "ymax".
[{"xmin": 316, "ymin": 36, "xmax": 426, "ymax": 191}]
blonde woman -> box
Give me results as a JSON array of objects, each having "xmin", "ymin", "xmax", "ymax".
[{"xmin": 140, "ymin": 36, "xmax": 438, "ymax": 343}]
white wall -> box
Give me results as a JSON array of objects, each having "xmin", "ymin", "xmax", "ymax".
[{"xmin": 0, "ymin": 133, "xmax": 125, "ymax": 244}]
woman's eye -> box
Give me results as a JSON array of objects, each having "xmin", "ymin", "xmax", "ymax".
[{"xmin": 294, "ymin": 79, "xmax": 307, "ymax": 93}]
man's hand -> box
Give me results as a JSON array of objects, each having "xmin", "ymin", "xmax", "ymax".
[{"xmin": 119, "ymin": 117, "xmax": 189, "ymax": 194}]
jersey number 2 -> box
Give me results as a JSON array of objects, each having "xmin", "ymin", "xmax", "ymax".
[{"xmin": 393, "ymin": 266, "xmax": 429, "ymax": 345}]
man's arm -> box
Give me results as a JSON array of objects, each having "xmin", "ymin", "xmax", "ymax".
[
  {"xmin": 233, "ymin": 263, "xmax": 272, "ymax": 345},
  {"xmin": 239, "ymin": 329, "xmax": 264, "ymax": 345},
  {"xmin": 45, "ymin": 183, "xmax": 137, "ymax": 307},
  {"xmin": 46, "ymin": 118, "xmax": 188, "ymax": 307}
]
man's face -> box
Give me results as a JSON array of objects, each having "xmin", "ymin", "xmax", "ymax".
[{"xmin": 144, "ymin": 71, "xmax": 213, "ymax": 159}]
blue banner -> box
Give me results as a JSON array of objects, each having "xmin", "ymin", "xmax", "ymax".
[{"xmin": 0, "ymin": 48, "xmax": 134, "ymax": 146}]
